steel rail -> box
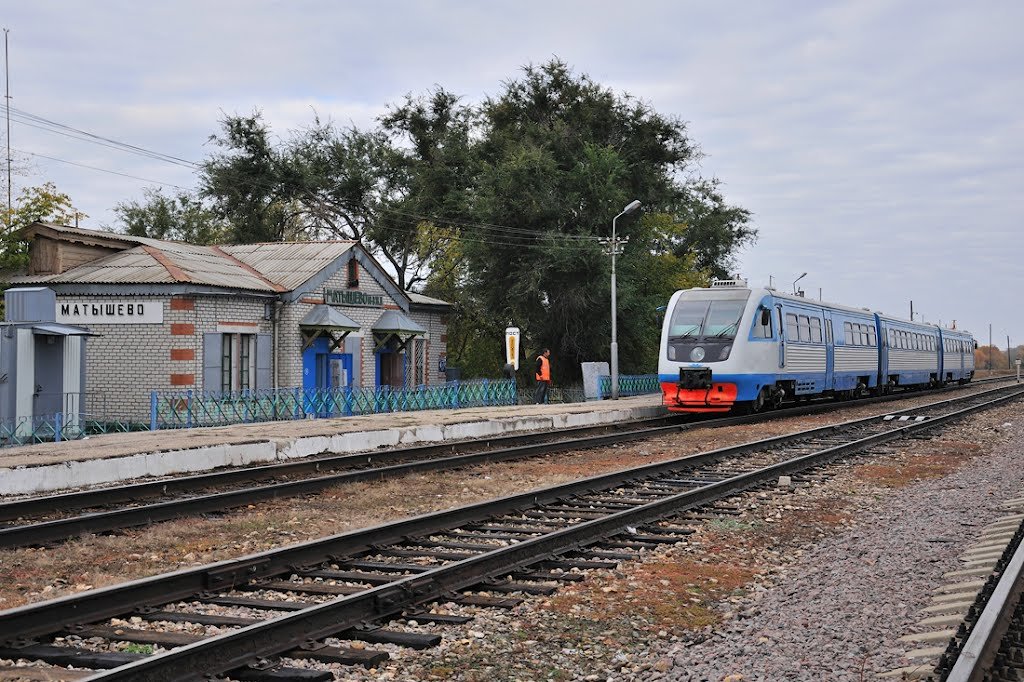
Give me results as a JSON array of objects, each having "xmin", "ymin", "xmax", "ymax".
[
  {"xmin": 77, "ymin": 382, "xmax": 1024, "ymax": 680},
  {"xmin": 1, "ymin": 386, "xmax": 1019, "ymax": 654},
  {"xmin": 1, "ymin": 379, "xmax": 1013, "ymax": 548},
  {"xmin": 944, "ymin": 522, "xmax": 1024, "ymax": 681}
]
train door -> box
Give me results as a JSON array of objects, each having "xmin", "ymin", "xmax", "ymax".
[
  {"xmin": 823, "ymin": 312, "xmax": 834, "ymax": 391},
  {"xmin": 776, "ymin": 305, "xmax": 786, "ymax": 368}
]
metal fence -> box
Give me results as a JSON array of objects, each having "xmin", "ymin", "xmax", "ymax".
[
  {"xmin": 151, "ymin": 378, "xmax": 519, "ymax": 430},
  {"xmin": 0, "ymin": 374, "xmax": 662, "ymax": 449},
  {"xmin": 598, "ymin": 374, "xmax": 662, "ymax": 398}
]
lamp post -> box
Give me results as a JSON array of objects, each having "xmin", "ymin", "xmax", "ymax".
[
  {"xmin": 792, "ymin": 272, "xmax": 807, "ymax": 295},
  {"xmin": 610, "ymin": 199, "xmax": 641, "ymax": 400}
]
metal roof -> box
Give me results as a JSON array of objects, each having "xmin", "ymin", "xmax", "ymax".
[
  {"xmin": 371, "ymin": 310, "xmax": 426, "ymax": 335},
  {"xmin": 222, "ymin": 242, "xmax": 355, "ymax": 291},
  {"xmin": 30, "ymin": 323, "xmax": 97, "ymax": 336},
  {"xmin": 408, "ymin": 291, "xmax": 451, "ymax": 307},
  {"xmin": 299, "ymin": 305, "xmax": 359, "ymax": 331},
  {"xmin": 15, "ymin": 238, "xmax": 358, "ymax": 294}
]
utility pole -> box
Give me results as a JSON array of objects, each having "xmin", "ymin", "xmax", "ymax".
[
  {"xmin": 3, "ymin": 28, "xmax": 10, "ymax": 233},
  {"xmin": 1008, "ymin": 335, "xmax": 1012, "ymax": 371},
  {"xmin": 910, "ymin": 300, "xmax": 913, "ymax": 321},
  {"xmin": 989, "ymin": 324, "xmax": 993, "ymax": 371}
]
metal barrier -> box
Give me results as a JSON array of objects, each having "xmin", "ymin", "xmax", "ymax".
[
  {"xmin": 597, "ymin": 374, "xmax": 661, "ymax": 399},
  {"xmin": 151, "ymin": 379, "xmax": 519, "ymax": 430},
  {"xmin": 0, "ymin": 412, "xmax": 148, "ymax": 448},
  {"xmin": 0, "ymin": 376, "xmax": 658, "ymax": 449}
]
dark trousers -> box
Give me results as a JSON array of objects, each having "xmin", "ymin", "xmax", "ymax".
[{"xmin": 534, "ymin": 380, "xmax": 550, "ymax": 404}]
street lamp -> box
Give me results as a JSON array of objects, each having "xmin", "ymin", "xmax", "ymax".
[
  {"xmin": 792, "ymin": 272, "xmax": 807, "ymax": 295},
  {"xmin": 610, "ymin": 199, "xmax": 642, "ymax": 400}
]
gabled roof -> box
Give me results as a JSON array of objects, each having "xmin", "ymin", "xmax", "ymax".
[
  {"xmin": 16, "ymin": 225, "xmax": 453, "ymax": 308},
  {"xmin": 299, "ymin": 305, "xmax": 359, "ymax": 331},
  {"xmin": 372, "ymin": 310, "xmax": 426, "ymax": 335},
  {"xmin": 15, "ymin": 226, "xmax": 357, "ymax": 294}
]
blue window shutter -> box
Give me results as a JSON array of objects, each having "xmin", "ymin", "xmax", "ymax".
[
  {"xmin": 203, "ymin": 333, "xmax": 222, "ymax": 393},
  {"xmin": 256, "ymin": 334, "xmax": 272, "ymax": 390}
]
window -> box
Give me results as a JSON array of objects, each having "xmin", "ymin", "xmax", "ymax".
[
  {"xmin": 810, "ymin": 317, "xmax": 822, "ymax": 343},
  {"xmin": 786, "ymin": 313, "xmax": 799, "ymax": 341},
  {"xmin": 221, "ymin": 333, "xmax": 257, "ymax": 392},
  {"xmin": 845, "ymin": 322, "xmax": 854, "ymax": 345},
  {"xmin": 752, "ymin": 309, "xmax": 773, "ymax": 338},
  {"xmin": 797, "ymin": 315, "xmax": 807, "ymax": 341},
  {"xmin": 868, "ymin": 328, "xmax": 876, "ymax": 347},
  {"xmin": 347, "ymin": 259, "xmax": 359, "ymax": 288}
]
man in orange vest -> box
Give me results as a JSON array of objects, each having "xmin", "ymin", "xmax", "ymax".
[{"xmin": 534, "ymin": 348, "xmax": 551, "ymax": 404}]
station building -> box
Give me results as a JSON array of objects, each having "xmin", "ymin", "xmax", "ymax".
[{"xmin": 13, "ymin": 223, "xmax": 451, "ymax": 419}]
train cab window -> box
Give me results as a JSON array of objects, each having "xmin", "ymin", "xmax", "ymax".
[
  {"xmin": 810, "ymin": 318, "xmax": 822, "ymax": 342},
  {"xmin": 752, "ymin": 308, "xmax": 773, "ymax": 338}
]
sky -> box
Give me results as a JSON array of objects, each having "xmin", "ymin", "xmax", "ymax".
[{"xmin": 3, "ymin": 1, "xmax": 1022, "ymax": 349}]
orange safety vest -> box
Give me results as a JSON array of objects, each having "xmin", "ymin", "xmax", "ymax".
[{"xmin": 536, "ymin": 355, "xmax": 551, "ymax": 382}]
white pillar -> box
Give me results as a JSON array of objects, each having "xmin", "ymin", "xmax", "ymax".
[{"xmin": 14, "ymin": 328, "xmax": 34, "ymax": 437}]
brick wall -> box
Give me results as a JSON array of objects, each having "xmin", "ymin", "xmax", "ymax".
[
  {"xmin": 63, "ymin": 275, "xmax": 448, "ymax": 419},
  {"xmin": 70, "ymin": 294, "xmax": 271, "ymax": 420}
]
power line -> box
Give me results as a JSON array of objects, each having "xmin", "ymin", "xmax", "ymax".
[{"xmin": 12, "ymin": 147, "xmax": 190, "ymax": 190}]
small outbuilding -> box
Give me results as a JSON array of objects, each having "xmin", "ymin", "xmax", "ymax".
[{"xmin": 13, "ymin": 223, "xmax": 451, "ymax": 420}]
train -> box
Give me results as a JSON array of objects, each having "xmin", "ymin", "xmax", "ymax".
[{"xmin": 657, "ymin": 279, "xmax": 976, "ymax": 413}]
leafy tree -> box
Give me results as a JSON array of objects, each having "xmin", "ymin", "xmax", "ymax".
[
  {"xmin": 0, "ymin": 182, "xmax": 84, "ymax": 274},
  {"xmin": 113, "ymin": 188, "xmax": 229, "ymax": 244},
  {"xmin": 460, "ymin": 60, "xmax": 754, "ymax": 379},
  {"xmin": 0, "ymin": 182, "xmax": 84, "ymax": 318}
]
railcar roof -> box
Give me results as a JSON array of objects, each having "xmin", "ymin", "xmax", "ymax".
[{"xmin": 678, "ymin": 285, "xmax": 972, "ymax": 336}]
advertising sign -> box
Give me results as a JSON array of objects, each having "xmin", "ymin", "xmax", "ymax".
[{"xmin": 505, "ymin": 327, "xmax": 520, "ymax": 370}]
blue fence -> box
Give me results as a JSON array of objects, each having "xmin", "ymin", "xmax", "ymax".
[
  {"xmin": 0, "ymin": 412, "xmax": 149, "ymax": 449},
  {"xmin": 597, "ymin": 374, "xmax": 662, "ymax": 399},
  {"xmin": 0, "ymin": 375, "xmax": 661, "ymax": 449},
  {"xmin": 151, "ymin": 378, "xmax": 519, "ymax": 430}
]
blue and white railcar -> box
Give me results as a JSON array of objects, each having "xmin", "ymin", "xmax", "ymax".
[
  {"xmin": 658, "ymin": 279, "xmax": 974, "ymax": 413},
  {"xmin": 659, "ymin": 280, "xmax": 878, "ymax": 412},
  {"xmin": 938, "ymin": 328, "xmax": 976, "ymax": 384},
  {"xmin": 877, "ymin": 315, "xmax": 941, "ymax": 389}
]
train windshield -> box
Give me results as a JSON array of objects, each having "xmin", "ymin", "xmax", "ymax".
[{"xmin": 668, "ymin": 297, "xmax": 748, "ymax": 340}]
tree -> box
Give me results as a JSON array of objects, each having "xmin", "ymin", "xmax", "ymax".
[
  {"xmin": 113, "ymin": 188, "xmax": 229, "ymax": 244},
  {"xmin": 0, "ymin": 182, "xmax": 84, "ymax": 318},
  {"xmin": 200, "ymin": 110, "xmax": 465, "ymax": 289},
  {"xmin": 0, "ymin": 182, "xmax": 84, "ymax": 275},
  {"xmin": 459, "ymin": 60, "xmax": 755, "ymax": 379}
]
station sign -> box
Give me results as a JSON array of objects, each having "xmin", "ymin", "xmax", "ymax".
[
  {"xmin": 56, "ymin": 298, "xmax": 163, "ymax": 324},
  {"xmin": 324, "ymin": 288, "xmax": 384, "ymax": 307},
  {"xmin": 505, "ymin": 327, "xmax": 520, "ymax": 370}
]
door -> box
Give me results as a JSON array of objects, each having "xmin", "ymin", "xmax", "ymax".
[
  {"xmin": 823, "ymin": 313, "xmax": 834, "ymax": 391},
  {"xmin": 376, "ymin": 350, "xmax": 406, "ymax": 388}
]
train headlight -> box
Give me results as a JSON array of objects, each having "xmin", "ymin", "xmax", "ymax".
[
  {"xmin": 719, "ymin": 345, "xmax": 732, "ymax": 360},
  {"xmin": 668, "ymin": 346, "xmax": 676, "ymax": 360},
  {"xmin": 690, "ymin": 347, "xmax": 706, "ymax": 361}
]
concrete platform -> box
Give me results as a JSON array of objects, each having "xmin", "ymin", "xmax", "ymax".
[{"xmin": 0, "ymin": 395, "xmax": 666, "ymax": 496}]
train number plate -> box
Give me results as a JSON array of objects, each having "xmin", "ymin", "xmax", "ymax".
[{"xmin": 678, "ymin": 368, "xmax": 712, "ymax": 389}]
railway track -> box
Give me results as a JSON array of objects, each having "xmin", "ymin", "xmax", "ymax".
[
  {"xmin": 0, "ymin": 377, "xmax": 1015, "ymax": 550},
  {"xmin": 1, "ymin": 382, "xmax": 1021, "ymax": 681}
]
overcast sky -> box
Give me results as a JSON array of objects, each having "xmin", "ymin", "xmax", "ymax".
[{"xmin": 4, "ymin": 1, "xmax": 1022, "ymax": 349}]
